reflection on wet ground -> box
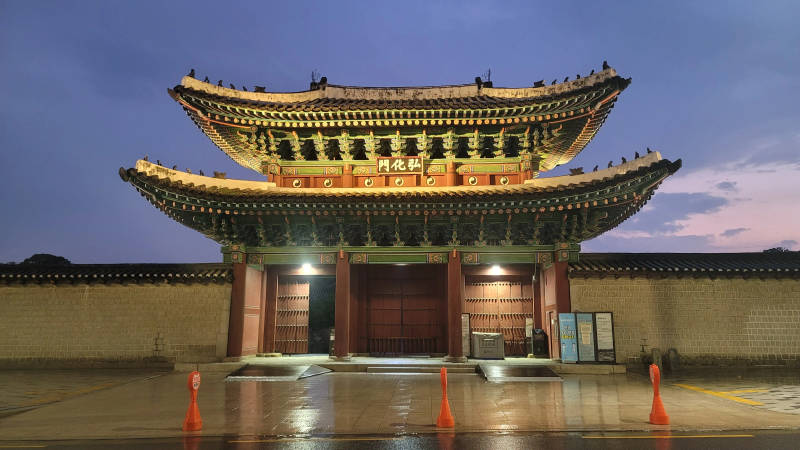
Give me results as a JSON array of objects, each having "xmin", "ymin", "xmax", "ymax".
[
  {"xmin": 9, "ymin": 431, "xmax": 800, "ymax": 450},
  {"xmin": 0, "ymin": 369, "xmax": 167, "ymax": 416},
  {"xmin": 222, "ymin": 373, "xmax": 645, "ymax": 434},
  {"xmin": 1, "ymin": 368, "xmax": 799, "ymax": 440}
]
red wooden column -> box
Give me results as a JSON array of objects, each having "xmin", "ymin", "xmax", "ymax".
[
  {"xmin": 262, "ymin": 268, "xmax": 279, "ymax": 354},
  {"xmin": 445, "ymin": 161, "xmax": 457, "ymax": 186},
  {"xmin": 533, "ymin": 264, "xmax": 543, "ymax": 330},
  {"xmin": 540, "ymin": 261, "xmax": 571, "ymax": 359},
  {"xmin": 445, "ymin": 249, "xmax": 467, "ymax": 362},
  {"xmin": 333, "ymin": 250, "xmax": 351, "ymax": 359},
  {"xmin": 348, "ymin": 264, "xmax": 360, "ymax": 353},
  {"xmin": 227, "ymin": 263, "xmax": 264, "ymax": 358},
  {"xmin": 342, "ymin": 163, "xmax": 354, "ymax": 188},
  {"xmin": 257, "ymin": 266, "xmax": 267, "ymax": 353}
]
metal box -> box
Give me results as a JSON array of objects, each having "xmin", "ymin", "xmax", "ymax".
[{"xmin": 471, "ymin": 332, "xmax": 505, "ymax": 359}]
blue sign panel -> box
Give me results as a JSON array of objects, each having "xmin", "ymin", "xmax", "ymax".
[
  {"xmin": 558, "ymin": 313, "xmax": 578, "ymax": 363},
  {"xmin": 576, "ymin": 313, "xmax": 597, "ymax": 362}
]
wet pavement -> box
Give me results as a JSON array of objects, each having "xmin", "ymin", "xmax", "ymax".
[
  {"xmin": 1, "ymin": 367, "xmax": 799, "ymax": 441},
  {"xmin": 667, "ymin": 368, "xmax": 800, "ymax": 415},
  {"xmin": 2, "ymin": 431, "xmax": 800, "ymax": 449},
  {"xmin": 0, "ymin": 369, "xmax": 168, "ymax": 417}
]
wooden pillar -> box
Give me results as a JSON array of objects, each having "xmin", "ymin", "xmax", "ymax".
[
  {"xmin": 262, "ymin": 268, "xmax": 279, "ymax": 354},
  {"xmin": 257, "ymin": 266, "xmax": 267, "ymax": 353},
  {"xmin": 343, "ymin": 163, "xmax": 354, "ymax": 188},
  {"xmin": 540, "ymin": 261, "xmax": 571, "ymax": 360},
  {"xmin": 533, "ymin": 264, "xmax": 543, "ymax": 330},
  {"xmin": 551, "ymin": 261, "xmax": 571, "ymax": 313},
  {"xmin": 349, "ymin": 265, "xmax": 360, "ymax": 353},
  {"xmin": 227, "ymin": 263, "xmax": 263, "ymax": 358},
  {"xmin": 445, "ymin": 161, "xmax": 457, "ymax": 186},
  {"xmin": 333, "ymin": 250, "xmax": 351, "ymax": 359},
  {"xmin": 445, "ymin": 249, "xmax": 467, "ymax": 362}
]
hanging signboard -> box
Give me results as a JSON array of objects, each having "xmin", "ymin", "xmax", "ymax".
[
  {"xmin": 576, "ymin": 313, "xmax": 597, "ymax": 362},
  {"xmin": 594, "ymin": 312, "xmax": 616, "ymax": 363},
  {"xmin": 377, "ymin": 156, "xmax": 424, "ymax": 174},
  {"xmin": 558, "ymin": 313, "xmax": 578, "ymax": 363}
]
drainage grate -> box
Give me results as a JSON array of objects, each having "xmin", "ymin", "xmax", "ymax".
[
  {"xmin": 226, "ymin": 364, "xmax": 331, "ymax": 382},
  {"xmin": 478, "ymin": 364, "xmax": 563, "ymax": 382}
]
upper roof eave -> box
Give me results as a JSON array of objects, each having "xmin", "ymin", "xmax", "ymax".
[{"xmin": 176, "ymin": 68, "xmax": 624, "ymax": 106}]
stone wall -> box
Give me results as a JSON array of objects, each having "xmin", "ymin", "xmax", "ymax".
[
  {"xmin": 569, "ymin": 277, "xmax": 800, "ymax": 366},
  {"xmin": 0, "ymin": 283, "xmax": 231, "ymax": 367}
]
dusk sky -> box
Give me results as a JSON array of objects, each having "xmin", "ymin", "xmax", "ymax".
[{"xmin": 1, "ymin": 0, "xmax": 798, "ymax": 263}]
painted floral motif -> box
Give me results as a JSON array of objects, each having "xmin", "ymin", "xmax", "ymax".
[
  {"xmin": 427, "ymin": 253, "xmax": 446, "ymax": 264},
  {"xmin": 319, "ymin": 253, "xmax": 336, "ymax": 265},
  {"xmin": 461, "ymin": 252, "xmax": 478, "ymax": 264},
  {"xmin": 538, "ymin": 252, "xmax": 552, "ymax": 265},
  {"xmin": 349, "ymin": 253, "xmax": 368, "ymax": 264}
]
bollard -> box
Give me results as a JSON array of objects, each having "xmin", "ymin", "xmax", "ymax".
[
  {"xmin": 649, "ymin": 364, "xmax": 669, "ymax": 425},
  {"xmin": 183, "ymin": 371, "xmax": 203, "ymax": 431},
  {"xmin": 436, "ymin": 367, "xmax": 455, "ymax": 428}
]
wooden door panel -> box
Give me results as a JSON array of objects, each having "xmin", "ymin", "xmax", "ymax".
[
  {"xmin": 464, "ymin": 277, "xmax": 533, "ymax": 356},
  {"xmin": 366, "ymin": 266, "xmax": 443, "ymax": 355},
  {"xmin": 276, "ymin": 277, "xmax": 309, "ymax": 354}
]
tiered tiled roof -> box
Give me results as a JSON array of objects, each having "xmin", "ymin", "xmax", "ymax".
[
  {"xmin": 118, "ymin": 152, "xmax": 680, "ymax": 249},
  {"xmin": 569, "ymin": 253, "xmax": 800, "ymax": 278},
  {"xmin": 121, "ymin": 151, "xmax": 675, "ymax": 201},
  {"xmin": 170, "ymin": 68, "xmax": 630, "ymax": 172},
  {"xmin": 0, "ymin": 263, "xmax": 233, "ymax": 285}
]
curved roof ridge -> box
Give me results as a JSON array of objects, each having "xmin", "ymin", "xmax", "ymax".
[
  {"xmin": 124, "ymin": 153, "xmax": 673, "ymax": 198},
  {"xmin": 179, "ymin": 68, "xmax": 620, "ymax": 103},
  {"xmin": 525, "ymin": 151, "xmax": 663, "ymax": 188}
]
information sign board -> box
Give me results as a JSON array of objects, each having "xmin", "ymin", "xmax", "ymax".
[
  {"xmin": 594, "ymin": 312, "xmax": 616, "ymax": 363},
  {"xmin": 462, "ymin": 313, "xmax": 471, "ymax": 357},
  {"xmin": 558, "ymin": 313, "xmax": 578, "ymax": 363},
  {"xmin": 576, "ymin": 313, "xmax": 597, "ymax": 362}
]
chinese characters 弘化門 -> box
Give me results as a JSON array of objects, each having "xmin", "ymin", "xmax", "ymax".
[{"xmin": 377, "ymin": 156, "xmax": 423, "ymax": 174}]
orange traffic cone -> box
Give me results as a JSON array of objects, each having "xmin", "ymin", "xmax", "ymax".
[
  {"xmin": 436, "ymin": 367, "xmax": 455, "ymax": 428},
  {"xmin": 649, "ymin": 364, "xmax": 670, "ymax": 425},
  {"xmin": 183, "ymin": 371, "xmax": 203, "ymax": 432}
]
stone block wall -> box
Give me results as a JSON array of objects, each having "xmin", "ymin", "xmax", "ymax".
[
  {"xmin": 569, "ymin": 277, "xmax": 800, "ymax": 366},
  {"xmin": 0, "ymin": 283, "xmax": 231, "ymax": 367}
]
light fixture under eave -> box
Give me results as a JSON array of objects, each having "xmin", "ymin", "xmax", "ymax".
[
  {"xmin": 300, "ymin": 263, "xmax": 313, "ymax": 275},
  {"xmin": 489, "ymin": 265, "xmax": 503, "ymax": 276}
]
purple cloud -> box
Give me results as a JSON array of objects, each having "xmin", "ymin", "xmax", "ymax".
[{"xmin": 721, "ymin": 227, "xmax": 749, "ymax": 237}]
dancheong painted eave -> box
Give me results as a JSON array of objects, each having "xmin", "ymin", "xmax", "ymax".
[
  {"xmin": 119, "ymin": 152, "xmax": 680, "ymax": 248},
  {"xmin": 170, "ymin": 67, "xmax": 630, "ymax": 173}
]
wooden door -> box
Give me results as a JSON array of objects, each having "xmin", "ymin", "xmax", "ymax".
[
  {"xmin": 275, "ymin": 277, "xmax": 309, "ymax": 354},
  {"xmin": 366, "ymin": 266, "xmax": 444, "ymax": 355},
  {"xmin": 464, "ymin": 277, "xmax": 533, "ymax": 356}
]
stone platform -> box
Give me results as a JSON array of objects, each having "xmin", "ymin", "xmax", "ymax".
[{"xmin": 176, "ymin": 355, "xmax": 626, "ymax": 375}]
